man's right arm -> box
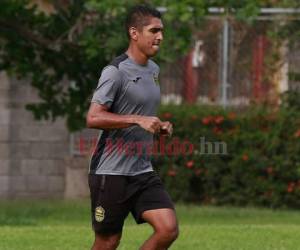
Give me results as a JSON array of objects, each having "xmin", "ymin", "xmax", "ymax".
[{"xmin": 86, "ymin": 103, "xmax": 162, "ymax": 134}]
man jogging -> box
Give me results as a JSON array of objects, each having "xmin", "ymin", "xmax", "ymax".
[{"xmin": 86, "ymin": 4, "xmax": 178, "ymax": 250}]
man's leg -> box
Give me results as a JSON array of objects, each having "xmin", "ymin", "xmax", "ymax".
[
  {"xmin": 140, "ymin": 208, "xmax": 179, "ymax": 250},
  {"xmin": 89, "ymin": 174, "xmax": 129, "ymax": 250},
  {"xmin": 91, "ymin": 232, "xmax": 122, "ymax": 250}
]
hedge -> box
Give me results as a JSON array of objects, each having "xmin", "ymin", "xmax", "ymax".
[{"xmin": 155, "ymin": 99, "xmax": 300, "ymax": 208}]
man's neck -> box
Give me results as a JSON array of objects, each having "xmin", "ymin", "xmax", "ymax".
[{"xmin": 126, "ymin": 46, "xmax": 149, "ymax": 66}]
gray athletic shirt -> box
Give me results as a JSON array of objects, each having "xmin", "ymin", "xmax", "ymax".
[{"xmin": 89, "ymin": 53, "xmax": 161, "ymax": 175}]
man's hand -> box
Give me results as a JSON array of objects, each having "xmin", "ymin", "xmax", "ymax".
[
  {"xmin": 136, "ymin": 116, "xmax": 162, "ymax": 134},
  {"xmin": 136, "ymin": 117, "xmax": 173, "ymax": 136},
  {"xmin": 160, "ymin": 121, "xmax": 173, "ymax": 137}
]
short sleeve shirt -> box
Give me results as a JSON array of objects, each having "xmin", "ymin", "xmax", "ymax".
[{"xmin": 89, "ymin": 53, "xmax": 161, "ymax": 175}]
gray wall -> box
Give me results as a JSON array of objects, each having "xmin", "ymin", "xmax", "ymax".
[
  {"xmin": 0, "ymin": 72, "xmax": 11, "ymax": 198},
  {"xmin": 0, "ymin": 72, "xmax": 84, "ymax": 199}
]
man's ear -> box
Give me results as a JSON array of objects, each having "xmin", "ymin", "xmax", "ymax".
[{"xmin": 129, "ymin": 27, "xmax": 138, "ymax": 41}]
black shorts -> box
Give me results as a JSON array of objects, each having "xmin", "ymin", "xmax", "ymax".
[{"xmin": 88, "ymin": 171, "xmax": 174, "ymax": 235}]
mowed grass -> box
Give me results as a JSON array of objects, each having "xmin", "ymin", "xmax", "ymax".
[{"xmin": 1, "ymin": 200, "xmax": 300, "ymax": 250}]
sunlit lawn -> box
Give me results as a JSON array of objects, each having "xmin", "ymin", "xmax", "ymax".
[{"xmin": 1, "ymin": 200, "xmax": 300, "ymax": 250}]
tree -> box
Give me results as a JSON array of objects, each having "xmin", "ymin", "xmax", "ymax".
[{"xmin": 0, "ymin": 0, "xmax": 299, "ymax": 131}]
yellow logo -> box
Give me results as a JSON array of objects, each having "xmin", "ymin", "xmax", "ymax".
[
  {"xmin": 95, "ymin": 206, "xmax": 105, "ymax": 222},
  {"xmin": 153, "ymin": 74, "xmax": 159, "ymax": 85}
]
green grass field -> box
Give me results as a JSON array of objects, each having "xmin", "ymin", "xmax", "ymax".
[{"xmin": 1, "ymin": 200, "xmax": 300, "ymax": 250}]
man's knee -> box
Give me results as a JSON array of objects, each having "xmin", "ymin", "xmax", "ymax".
[
  {"xmin": 93, "ymin": 233, "xmax": 121, "ymax": 250},
  {"xmin": 104, "ymin": 237, "xmax": 120, "ymax": 250},
  {"xmin": 156, "ymin": 224, "xmax": 179, "ymax": 244}
]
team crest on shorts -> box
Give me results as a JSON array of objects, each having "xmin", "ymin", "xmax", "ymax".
[{"xmin": 95, "ymin": 206, "xmax": 105, "ymax": 222}]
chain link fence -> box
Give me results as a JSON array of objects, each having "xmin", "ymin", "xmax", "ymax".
[{"xmin": 160, "ymin": 16, "xmax": 300, "ymax": 107}]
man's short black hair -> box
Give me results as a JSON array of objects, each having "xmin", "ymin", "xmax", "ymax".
[{"xmin": 125, "ymin": 4, "xmax": 162, "ymax": 39}]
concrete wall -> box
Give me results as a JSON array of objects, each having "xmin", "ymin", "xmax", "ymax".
[
  {"xmin": 64, "ymin": 157, "xmax": 90, "ymax": 199},
  {"xmin": 0, "ymin": 72, "xmax": 11, "ymax": 198},
  {"xmin": 0, "ymin": 72, "xmax": 75, "ymax": 198}
]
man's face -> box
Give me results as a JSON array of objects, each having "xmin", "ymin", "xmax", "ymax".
[{"xmin": 135, "ymin": 17, "xmax": 164, "ymax": 57}]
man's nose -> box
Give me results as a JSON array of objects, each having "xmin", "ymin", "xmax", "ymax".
[{"xmin": 157, "ymin": 31, "xmax": 163, "ymax": 41}]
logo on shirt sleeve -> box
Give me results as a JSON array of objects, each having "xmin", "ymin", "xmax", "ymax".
[
  {"xmin": 153, "ymin": 74, "xmax": 159, "ymax": 85},
  {"xmin": 132, "ymin": 77, "xmax": 141, "ymax": 83}
]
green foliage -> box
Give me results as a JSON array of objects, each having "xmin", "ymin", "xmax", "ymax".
[
  {"xmin": 281, "ymin": 90, "xmax": 300, "ymax": 111},
  {"xmin": 0, "ymin": 0, "xmax": 299, "ymax": 131},
  {"xmin": 155, "ymin": 104, "xmax": 300, "ymax": 208}
]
